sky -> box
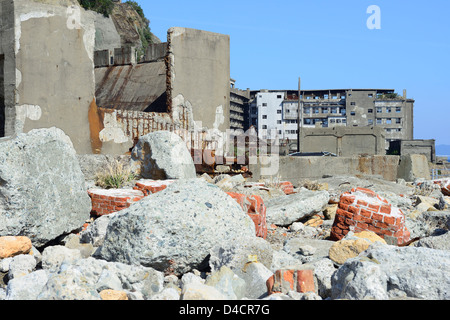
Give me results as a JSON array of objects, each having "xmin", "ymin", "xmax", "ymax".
[{"xmin": 138, "ymin": 0, "xmax": 450, "ymax": 148}]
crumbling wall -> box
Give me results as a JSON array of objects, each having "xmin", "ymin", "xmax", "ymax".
[
  {"xmin": 167, "ymin": 27, "xmax": 230, "ymax": 132},
  {"xmin": 301, "ymin": 126, "xmax": 386, "ymax": 156},
  {"xmin": 11, "ymin": 0, "xmax": 96, "ymax": 154}
]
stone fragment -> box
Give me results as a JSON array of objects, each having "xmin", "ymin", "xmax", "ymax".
[
  {"xmin": 96, "ymin": 179, "xmax": 256, "ymax": 275},
  {"xmin": 266, "ymin": 268, "xmax": 315, "ymax": 295},
  {"xmin": 88, "ymin": 188, "xmax": 144, "ymax": 216},
  {"xmin": 131, "ymin": 131, "xmax": 196, "ymax": 179},
  {"xmin": 265, "ymin": 188, "xmax": 329, "ymax": 226},
  {"xmin": 0, "ymin": 237, "xmax": 32, "ymax": 259},
  {"xmin": 100, "ymin": 289, "xmax": 128, "ymax": 300},
  {"xmin": 181, "ymin": 282, "xmax": 227, "ymax": 300},
  {"xmin": 0, "ymin": 128, "xmax": 91, "ymax": 247}
]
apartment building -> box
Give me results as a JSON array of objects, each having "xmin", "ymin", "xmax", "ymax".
[{"xmin": 248, "ymin": 88, "xmax": 414, "ymax": 150}]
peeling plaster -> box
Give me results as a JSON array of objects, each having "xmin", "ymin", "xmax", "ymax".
[
  {"xmin": 99, "ymin": 111, "xmax": 129, "ymax": 144},
  {"xmin": 15, "ymin": 104, "xmax": 42, "ymax": 133}
]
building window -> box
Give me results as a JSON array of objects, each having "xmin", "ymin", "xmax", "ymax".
[
  {"xmin": 396, "ymin": 118, "xmax": 401, "ymax": 124},
  {"xmin": 376, "ymin": 118, "xmax": 382, "ymax": 124},
  {"xmin": 277, "ymin": 110, "xmax": 282, "ymax": 114},
  {"xmin": 368, "ymin": 119, "xmax": 373, "ymax": 125},
  {"xmin": 376, "ymin": 107, "xmax": 382, "ymax": 113},
  {"xmin": 262, "ymin": 125, "xmax": 267, "ymax": 129},
  {"xmin": 386, "ymin": 107, "xmax": 392, "ymax": 113},
  {"xmin": 386, "ymin": 118, "xmax": 392, "ymax": 124},
  {"xmin": 330, "ymin": 119, "xmax": 336, "ymax": 123},
  {"xmin": 304, "ymin": 119, "xmax": 312, "ymax": 125},
  {"xmin": 322, "ymin": 107, "xmax": 329, "ymax": 114},
  {"xmin": 368, "ymin": 109, "xmax": 373, "ymax": 113},
  {"xmin": 331, "ymin": 107, "xmax": 337, "ymax": 114},
  {"xmin": 277, "ymin": 95, "xmax": 282, "ymax": 99},
  {"xmin": 396, "ymin": 107, "xmax": 402, "ymax": 113},
  {"xmin": 350, "ymin": 111, "xmax": 356, "ymax": 116},
  {"xmin": 278, "ymin": 130, "xmax": 282, "ymax": 134},
  {"xmin": 368, "ymin": 94, "xmax": 373, "ymax": 98},
  {"xmin": 340, "ymin": 108, "xmax": 346, "ymax": 115},
  {"xmin": 350, "ymin": 102, "xmax": 356, "ymax": 106},
  {"xmin": 304, "ymin": 107, "xmax": 311, "ymax": 114},
  {"xmin": 277, "ymin": 120, "xmax": 282, "ymax": 124},
  {"xmin": 262, "ymin": 115, "xmax": 267, "ymax": 119},
  {"xmin": 314, "ymin": 107, "xmax": 320, "ymax": 114}
]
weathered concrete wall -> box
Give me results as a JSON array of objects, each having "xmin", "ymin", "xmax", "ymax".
[
  {"xmin": 301, "ymin": 126, "xmax": 386, "ymax": 156},
  {"xmin": 0, "ymin": 0, "xmax": 17, "ymax": 137},
  {"xmin": 167, "ymin": 27, "xmax": 230, "ymax": 132},
  {"xmin": 249, "ymin": 155, "xmax": 400, "ymax": 182},
  {"xmin": 397, "ymin": 154, "xmax": 431, "ymax": 182},
  {"xmin": 11, "ymin": 0, "xmax": 96, "ymax": 154}
]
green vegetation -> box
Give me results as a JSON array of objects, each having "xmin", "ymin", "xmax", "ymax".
[
  {"xmin": 377, "ymin": 92, "xmax": 401, "ymax": 100},
  {"xmin": 125, "ymin": 1, "xmax": 154, "ymax": 49},
  {"xmin": 95, "ymin": 161, "xmax": 136, "ymax": 189},
  {"xmin": 78, "ymin": 0, "xmax": 115, "ymax": 17}
]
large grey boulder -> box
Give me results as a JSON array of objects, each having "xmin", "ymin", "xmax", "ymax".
[
  {"xmin": 95, "ymin": 179, "xmax": 256, "ymax": 274},
  {"xmin": 131, "ymin": 131, "xmax": 196, "ymax": 180},
  {"xmin": 265, "ymin": 188, "xmax": 329, "ymax": 226},
  {"xmin": 331, "ymin": 243, "xmax": 450, "ymax": 300},
  {"xmin": 0, "ymin": 128, "xmax": 91, "ymax": 247}
]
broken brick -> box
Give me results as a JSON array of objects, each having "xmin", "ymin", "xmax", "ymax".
[{"xmin": 330, "ymin": 187, "xmax": 410, "ymax": 245}]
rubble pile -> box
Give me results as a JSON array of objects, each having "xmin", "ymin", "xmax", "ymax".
[{"xmin": 1, "ymin": 129, "xmax": 450, "ymax": 300}]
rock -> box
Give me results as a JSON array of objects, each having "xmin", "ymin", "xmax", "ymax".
[
  {"xmin": 205, "ymin": 266, "xmax": 246, "ymax": 300},
  {"xmin": 329, "ymin": 231, "xmax": 387, "ymax": 265},
  {"xmin": 397, "ymin": 154, "xmax": 431, "ymax": 182},
  {"xmin": 130, "ymin": 131, "xmax": 196, "ymax": 180},
  {"xmin": 181, "ymin": 272, "xmax": 205, "ymax": 287},
  {"xmin": 406, "ymin": 211, "xmax": 450, "ymax": 238},
  {"xmin": 208, "ymin": 236, "xmax": 273, "ymax": 275},
  {"xmin": 64, "ymin": 234, "xmax": 95, "ymax": 259},
  {"xmin": 80, "ymin": 212, "xmax": 118, "ymax": 247},
  {"xmin": 149, "ymin": 287, "xmax": 180, "ymax": 300},
  {"xmin": 5, "ymin": 270, "xmax": 48, "ymax": 300},
  {"xmin": 0, "ymin": 128, "xmax": 91, "ymax": 247},
  {"xmin": 287, "ymin": 291, "xmax": 322, "ymax": 300},
  {"xmin": 265, "ymin": 188, "xmax": 329, "ymax": 226},
  {"xmin": 238, "ymin": 262, "xmax": 273, "ymax": 299},
  {"xmin": 331, "ymin": 243, "xmax": 450, "ymax": 300},
  {"xmin": 181, "ymin": 282, "xmax": 227, "ymax": 300},
  {"xmin": 283, "ymin": 238, "xmax": 334, "ymax": 264},
  {"xmin": 37, "ymin": 267, "xmax": 101, "ymax": 300},
  {"xmin": 96, "ymin": 179, "xmax": 256, "ymax": 275},
  {"xmin": 100, "ymin": 289, "xmax": 128, "ymax": 300},
  {"xmin": 414, "ymin": 231, "xmax": 450, "ymax": 251},
  {"xmin": 41, "ymin": 246, "xmax": 82, "ymax": 272},
  {"xmin": 270, "ymin": 250, "xmax": 302, "ymax": 272},
  {"xmin": 0, "ymin": 237, "xmax": 32, "ymax": 259},
  {"xmin": 7, "ymin": 255, "xmax": 37, "ymax": 280}
]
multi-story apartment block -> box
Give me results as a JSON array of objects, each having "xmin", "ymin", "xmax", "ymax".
[
  {"xmin": 248, "ymin": 88, "xmax": 414, "ymax": 150},
  {"xmin": 229, "ymin": 79, "xmax": 250, "ymax": 132}
]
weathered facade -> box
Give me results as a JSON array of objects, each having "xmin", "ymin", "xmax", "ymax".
[
  {"xmin": 0, "ymin": 0, "xmax": 232, "ymax": 157},
  {"xmin": 248, "ymin": 88, "xmax": 415, "ymax": 154}
]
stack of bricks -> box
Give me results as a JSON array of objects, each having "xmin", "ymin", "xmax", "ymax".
[
  {"xmin": 226, "ymin": 192, "xmax": 267, "ymax": 239},
  {"xmin": 266, "ymin": 269, "xmax": 315, "ymax": 295},
  {"xmin": 133, "ymin": 179, "xmax": 175, "ymax": 196},
  {"xmin": 330, "ymin": 187, "xmax": 410, "ymax": 246},
  {"xmin": 88, "ymin": 189, "xmax": 145, "ymax": 217}
]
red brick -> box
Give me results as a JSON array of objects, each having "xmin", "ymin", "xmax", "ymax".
[
  {"xmin": 360, "ymin": 208, "xmax": 373, "ymax": 218},
  {"xmin": 384, "ymin": 216, "xmax": 396, "ymax": 225},
  {"xmin": 372, "ymin": 212, "xmax": 384, "ymax": 222},
  {"xmin": 379, "ymin": 205, "xmax": 391, "ymax": 214}
]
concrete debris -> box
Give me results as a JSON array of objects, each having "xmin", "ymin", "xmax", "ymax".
[{"xmin": 2, "ymin": 129, "xmax": 450, "ymax": 300}]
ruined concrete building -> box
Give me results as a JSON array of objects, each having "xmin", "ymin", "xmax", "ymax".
[
  {"xmin": 0, "ymin": 0, "xmax": 231, "ymax": 155},
  {"xmin": 248, "ymin": 88, "xmax": 418, "ymax": 156}
]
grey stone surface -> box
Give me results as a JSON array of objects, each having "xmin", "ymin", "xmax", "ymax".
[
  {"xmin": 237, "ymin": 262, "xmax": 273, "ymax": 299},
  {"xmin": 265, "ymin": 188, "xmax": 329, "ymax": 226},
  {"xmin": 6, "ymin": 270, "xmax": 48, "ymax": 300},
  {"xmin": 80, "ymin": 213, "xmax": 118, "ymax": 247},
  {"xmin": 41, "ymin": 246, "xmax": 82, "ymax": 272},
  {"xmin": 209, "ymin": 236, "xmax": 273, "ymax": 275},
  {"xmin": 0, "ymin": 128, "xmax": 91, "ymax": 247},
  {"xmin": 205, "ymin": 266, "xmax": 246, "ymax": 300},
  {"xmin": 96, "ymin": 179, "xmax": 256, "ymax": 274},
  {"xmin": 414, "ymin": 231, "xmax": 450, "ymax": 251},
  {"xmin": 331, "ymin": 243, "xmax": 450, "ymax": 300},
  {"xmin": 283, "ymin": 238, "xmax": 334, "ymax": 264},
  {"xmin": 7, "ymin": 255, "xmax": 37, "ymax": 281},
  {"xmin": 131, "ymin": 131, "xmax": 196, "ymax": 180}
]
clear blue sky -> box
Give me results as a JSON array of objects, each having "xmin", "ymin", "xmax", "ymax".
[{"xmin": 139, "ymin": 0, "xmax": 450, "ymax": 148}]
